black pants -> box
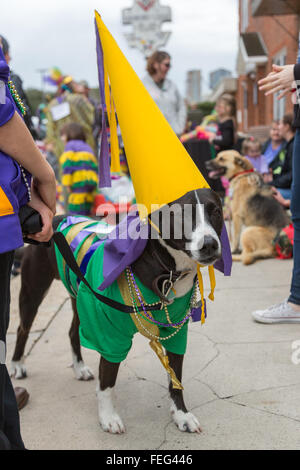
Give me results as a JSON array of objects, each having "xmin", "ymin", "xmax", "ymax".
[{"xmin": 0, "ymin": 251, "xmax": 25, "ymax": 450}]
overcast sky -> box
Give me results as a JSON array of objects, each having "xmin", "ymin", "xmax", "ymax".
[{"xmin": 1, "ymin": 0, "xmax": 239, "ymax": 97}]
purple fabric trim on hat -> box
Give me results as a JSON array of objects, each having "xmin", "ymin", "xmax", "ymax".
[
  {"xmin": 95, "ymin": 19, "xmax": 111, "ymax": 188},
  {"xmin": 214, "ymin": 225, "xmax": 232, "ymax": 276}
]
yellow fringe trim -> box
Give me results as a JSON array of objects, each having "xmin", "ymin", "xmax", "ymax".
[{"xmin": 208, "ymin": 265, "xmax": 216, "ymax": 301}]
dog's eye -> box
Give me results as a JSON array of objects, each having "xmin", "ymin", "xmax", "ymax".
[
  {"xmin": 210, "ymin": 208, "xmax": 223, "ymax": 233},
  {"xmin": 219, "ymin": 157, "xmax": 224, "ymax": 162}
]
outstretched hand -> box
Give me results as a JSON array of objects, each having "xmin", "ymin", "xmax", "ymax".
[{"xmin": 258, "ymin": 64, "xmax": 295, "ymax": 100}]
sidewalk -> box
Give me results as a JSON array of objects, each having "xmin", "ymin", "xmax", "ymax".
[{"xmin": 7, "ymin": 258, "xmax": 300, "ymax": 450}]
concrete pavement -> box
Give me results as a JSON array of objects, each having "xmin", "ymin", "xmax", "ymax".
[{"xmin": 6, "ymin": 257, "xmax": 300, "ymax": 450}]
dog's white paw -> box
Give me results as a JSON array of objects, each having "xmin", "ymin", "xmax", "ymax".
[
  {"xmin": 10, "ymin": 360, "xmax": 27, "ymax": 379},
  {"xmin": 171, "ymin": 403, "xmax": 202, "ymax": 433},
  {"xmin": 73, "ymin": 361, "xmax": 94, "ymax": 381},
  {"xmin": 97, "ymin": 386, "xmax": 125, "ymax": 434},
  {"xmin": 99, "ymin": 410, "xmax": 126, "ymax": 434}
]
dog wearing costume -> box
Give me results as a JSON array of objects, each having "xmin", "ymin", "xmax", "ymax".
[
  {"xmin": 11, "ymin": 187, "xmax": 229, "ymax": 433},
  {"xmin": 11, "ymin": 11, "xmax": 232, "ymax": 436}
]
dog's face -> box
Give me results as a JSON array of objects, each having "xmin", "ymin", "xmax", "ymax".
[
  {"xmin": 205, "ymin": 150, "xmax": 253, "ymax": 181},
  {"xmin": 150, "ymin": 188, "xmax": 223, "ymax": 266}
]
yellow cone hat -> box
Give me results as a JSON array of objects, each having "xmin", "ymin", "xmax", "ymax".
[{"xmin": 95, "ymin": 11, "xmax": 209, "ymax": 217}]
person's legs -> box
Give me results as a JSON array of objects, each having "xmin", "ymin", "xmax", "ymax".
[
  {"xmin": 252, "ymin": 129, "xmax": 300, "ymax": 323},
  {"xmin": 288, "ymin": 128, "xmax": 300, "ymax": 306},
  {"xmin": 0, "ymin": 251, "xmax": 25, "ymax": 450}
]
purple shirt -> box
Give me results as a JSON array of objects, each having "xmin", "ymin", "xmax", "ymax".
[
  {"xmin": 246, "ymin": 154, "xmax": 269, "ymax": 174},
  {"xmin": 0, "ymin": 47, "xmax": 31, "ymax": 254},
  {"xmin": 263, "ymin": 141, "xmax": 283, "ymax": 165}
]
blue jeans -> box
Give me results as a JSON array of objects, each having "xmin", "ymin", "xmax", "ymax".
[
  {"xmin": 289, "ymin": 129, "xmax": 300, "ymax": 305},
  {"xmin": 277, "ymin": 188, "xmax": 292, "ymax": 200}
]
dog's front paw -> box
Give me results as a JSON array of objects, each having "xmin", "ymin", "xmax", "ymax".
[
  {"xmin": 171, "ymin": 405, "xmax": 202, "ymax": 433},
  {"xmin": 99, "ymin": 411, "xmax": 126, "ymax": 434},
  {"xmin": 73, "ymin": 361, "xmax": 94, "ymax": 381},
  {"xmin": 10, "ymin": 360, "xmax": 27, "ymax": 379},
  {"xmin": 72, "ymin": 354, "xmax": 94, "ymax": 381}
]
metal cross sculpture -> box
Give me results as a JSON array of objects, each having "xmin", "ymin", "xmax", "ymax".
[{"xmin": 122, "ymin": 0, "xmax": 172, "ymax": 57}]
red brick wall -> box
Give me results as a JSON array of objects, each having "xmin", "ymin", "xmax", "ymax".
[{"xmin": 237, "ymin": 0, "xmax": 299, "ymax": 133}]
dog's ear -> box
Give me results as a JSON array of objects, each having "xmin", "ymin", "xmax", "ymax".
[{"xmin": 234, "ymin": 156, "xmax": 251, "ymax": 170}]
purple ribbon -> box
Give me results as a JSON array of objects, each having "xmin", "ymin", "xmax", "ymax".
[{"xmin": 95, "ymin": 18, "xmax": 111, "ymax": 188}]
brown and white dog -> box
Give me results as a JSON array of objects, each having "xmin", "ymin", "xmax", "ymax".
[
  {"xmin": 206, "ymin": 150, "xmax": 290, "ymax": 265},
  {"xmin": 11, "ymin": 188, "xmax": 224, "ymax": 434}
]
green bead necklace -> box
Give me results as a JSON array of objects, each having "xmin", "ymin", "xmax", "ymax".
[{"xmin": 7, "ymin": 79, "xmax": 26, "ymax": 116}]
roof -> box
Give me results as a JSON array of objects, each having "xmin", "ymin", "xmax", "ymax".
[{"xmin": 241, "ymin": 33, "xmax": 267, "ymax": 58}]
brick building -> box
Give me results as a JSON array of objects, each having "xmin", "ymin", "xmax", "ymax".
[{"xmin": 236, "ymin": 0, "xmax": 299, "ymax": 138}]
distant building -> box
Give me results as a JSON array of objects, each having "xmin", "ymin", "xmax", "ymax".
[
  {"xmin": 209, "ymin": 69, "xmax": 232, "ymax": 90},
  {"xmin": 186, "ymin": 70, "xmax": 202, "ymax": 105},
  {"xmin": 236, "ymin": 0, "xmax": 299, "ymax": 137}
]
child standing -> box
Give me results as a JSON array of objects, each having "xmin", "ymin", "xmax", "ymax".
[
  {"xmin": 60, "ymin": 122, "xmax": 98, "ymax": 215},
  {"xmin": 242, "ymin": 137, "xmax": 270, "ymax": 181},
  {"xmin": 210, "ymin": 93, "xmax": 236, "ymax": 152}
]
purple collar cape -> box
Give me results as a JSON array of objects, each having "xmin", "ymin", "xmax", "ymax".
[{"xmin": 97, "ymin": 212, "xmax": 232, "ymax": 291}]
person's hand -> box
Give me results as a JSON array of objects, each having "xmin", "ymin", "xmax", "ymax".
[
  {"xmin": 272, "ymin": 187, "xmax": 290, "ymax": 208},
  {"xmin": 32, "ymin": 171, "xmax": 57, "ymax": 215},
  {"xmin": 27, "ymin": 185, "xmax": 54, "ymax": 242},
  {"xmin": 263, "ymin": 172, "xmax": 273, "ymax": 183},
  {"xmin": 258, "ymin": 64, "xmax": 295, "ymax": 99}
]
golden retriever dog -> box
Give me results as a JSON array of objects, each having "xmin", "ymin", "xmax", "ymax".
[{"xmin": 206, "ymin": 150, "xmax": 290, "ymax": 264}]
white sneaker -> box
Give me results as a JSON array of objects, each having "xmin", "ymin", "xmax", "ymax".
[{"xmin": 252, "ymin": 300, "xmax": 300, "ymax": 324}]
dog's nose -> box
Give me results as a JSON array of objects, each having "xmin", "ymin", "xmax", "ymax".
[{"xmin": 200, "ymin": 236, "xmax": 219, "ymax": 257}]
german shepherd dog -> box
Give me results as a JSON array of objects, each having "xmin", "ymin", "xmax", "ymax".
[{"xmin": 206, "ymin": 150, "xmax": 290, "ymax": 264}]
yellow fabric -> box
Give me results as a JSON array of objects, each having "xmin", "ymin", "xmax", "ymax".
[
  {"xmin": 0, "ymin": 187, "xmax": 14, "ymax": 216},
  {"xmin": 95, "ymin": 11, "xmax": 209, "ymax": 219},
  {"xmin": 208, "ymin": 266, "xmax": 216, "ymax": 301},
  {"xmin": 60, "ymin": 151, "xmax": 98, "ymax": 166}
]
